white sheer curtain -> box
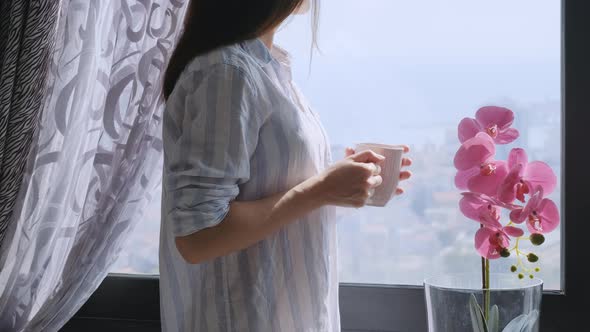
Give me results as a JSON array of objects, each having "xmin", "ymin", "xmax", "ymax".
[{"xmin": 0, "ymin": 1, "xmax": 188, "ymax": 331}]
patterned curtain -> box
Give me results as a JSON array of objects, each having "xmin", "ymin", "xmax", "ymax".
[
  {"xmin": 0, "ymin": 0, "xmax": 61, "ymax": 248},
  {"xmin": 0, "ymin": 1, "xmax": 188, "ymax": 331}
]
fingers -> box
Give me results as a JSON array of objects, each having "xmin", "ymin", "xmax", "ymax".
[
  {"xmin": 395, "ymin": 187, "xmax": 404, "ymax": 195},
  {"xmin": 352, "ymin": 150, "xmax": 385, "ymax": 163},
  {"xmin": 349, "ymin": 147, "xmax": 410, "ymax": 159},
  {"xmin": 367, "ymin": 175, "xmax": 383, "ymax": 188},
  {"xmin": 399, "ymin": 170, "xmax": 412, "ymax": 181},
  {"xmin": 402, "ymin": 157, "xmax": 412, "ymax": 167},
  {"xmin": 345, "ymin": 147, "xmax": 355, "ymax": 157},
  {"xmin": 361, "ymin": 162, "xmax": 383, "ymax": 178},
  {"xmin": 373, "ymin": 164, "xmax": 382, "ymax": 176}
]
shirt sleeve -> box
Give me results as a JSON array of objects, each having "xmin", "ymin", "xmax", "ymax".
[{"xmin": 162, "ymin": 63, "xmax": 264, "ymax": 237}]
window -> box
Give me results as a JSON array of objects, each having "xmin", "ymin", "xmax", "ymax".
[
  {"xmin": 280, "ymin": 0, "xmax": 562, "ymax": 290},
  {"xmin": 111, "ymin": 186, "xmax": 161, "ymax": 275},
  {"xmin": 113, "ymin": 0, "xmax": 562, "ymax": 290}
]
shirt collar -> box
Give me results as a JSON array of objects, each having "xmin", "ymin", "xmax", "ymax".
[
  {"xmin": 270, "ymin": 44, "xmax": 292, "ymax": 68},
  {"xmin": 242, "ymin": 38, "xmax": 292, "ymax": 67},
  {"xmin": 242, "ymin": 38, "xmax": 274, "ymax": 67}
]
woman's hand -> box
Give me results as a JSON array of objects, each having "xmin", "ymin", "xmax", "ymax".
[
  {"xmin": 174, "ymin": 147, "xmax": 410, "ymax": 264},
  {"xmin": 345, "ymin": 145, "xmax": 413, "ymax": 196},
  {"xmin": 301, "ymin": 150, "xmax": 386, "ymax": 208}
]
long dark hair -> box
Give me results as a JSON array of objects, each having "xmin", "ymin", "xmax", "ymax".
[{"xmin": 163, "ymin": 0, "xmax": 319, "ymax": 100}]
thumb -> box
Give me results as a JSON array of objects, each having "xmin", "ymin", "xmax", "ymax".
[
  {"xmin": 345, "ymin": 147, "xmax": 355, "ymax": 157},
  {"xmin": 351, "ymin": 150, "xmax": 385, "ymax": 163}
]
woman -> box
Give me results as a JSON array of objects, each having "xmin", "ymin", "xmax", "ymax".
[{"xmin": 159, "ymin": 0, "xmax": 412, "ymax": 331}]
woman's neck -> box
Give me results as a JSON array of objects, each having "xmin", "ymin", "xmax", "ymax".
[{"xmin": 259, "ymin": 29, "xmax": 277, "ymax": 50}]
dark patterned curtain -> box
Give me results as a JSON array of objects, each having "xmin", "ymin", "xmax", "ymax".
[
  {"xmin": 0, "ymin": 0, "xmax": 189, "ymax": 331},
  {"xmin": 0, "ymin": 1, "xmax": 60, "ymax": 248}
]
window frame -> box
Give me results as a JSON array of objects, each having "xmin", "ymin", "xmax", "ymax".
[{"xmin": 65, "ymin": 0, "xmax": 588, "ymax": 330}]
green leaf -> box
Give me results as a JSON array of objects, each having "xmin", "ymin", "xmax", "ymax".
[
  {"xmin": 502, "ymin": 310, "xmax": 540, "ymax": 332},
  {"xmin": 469, "ymin": 294, "xmax": 489, "ymax": 332},
  {"xmin": 488, "ymin": 305, "xmax": 500, "ymax": 332},
  {"xmin": 523, "ymin": 310, "xmax": 540, "ymax": 331},
  {"xmin": 502, "ymin": 314, "xmax": 526, "ymax": 332}
]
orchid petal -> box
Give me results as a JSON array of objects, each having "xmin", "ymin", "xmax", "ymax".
[
  {"xmin": 503, "ymin": 226, "xmax": 525, "ymax": 237},
  {"xmin": 478, "ymin": 206, "xmax": 503, "ymax": 229},
  {"xmin": 508, "ymin": 148, "xmax": 528, "ymax": 169},
  {"xmin": 512, "ymin": 186, "xmax": 544, "ymax": 224},
  {"xmin": 524, "ymin": 161, "xmax": 557, "ymax": 196},
  {"xmin": 497, "ymin": 232, "xmax": 510, "ymax": 248},
  {"xmin": 476, "ymin": 106, "xmax": 515, "ymax": 130},
  {"xmin": 497, "ymin": 164, "xmax": 523, "ymax": 204},
  {"xmin": 527, "ymin": 186, "xmax": 545, "ymax": 211},
  {"xmin": 467, "ymin": 161, "xmax": 509, "ymax": 196},
  {"xmin": 458, "ymin": 118, "xmax": 482, "ymax": 143},
  {"xmin": 454, "ymin": 133, "xmax": 496, "ymax": 171},
  {"xmin": 455, "ymin": 168, "xmax": 479, "ymax": 190},
  {"xmin": 495, "ymin": 128, "xmax": 519, "ymax": 144},
  {"xmin": 529, "ymin": 198, "xmax": 560, "ymax": 234},
  {"xmin": 459, "ymin": 193, "xmax": 502, "ymax": 228},
  {"xmin": 509, "ymin": 208, "xmax": 526, "ymax": 224},
  {"xmin": 459, "ymin": 193, "xmax": 486, "ymax": 221},
  {"xmin": 475, "ymin": 227, "xmax": 502, "ymax": 260}
]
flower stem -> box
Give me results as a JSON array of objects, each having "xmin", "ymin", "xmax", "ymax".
[
  {"xmin": 481, "ymin": 256, "xmax": 491, "ymax": 320},
  {"xmin": 484, "ymin": 258, "xmax": 490, "ymax": 320},
  {"xmin": 480, "ymin": 223, "xmax": 490, "ymax": 321}
]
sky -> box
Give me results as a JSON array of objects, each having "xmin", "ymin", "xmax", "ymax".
[{"xmin": 276, "ymin": 0, "xmax": 561, "ymax": 146}]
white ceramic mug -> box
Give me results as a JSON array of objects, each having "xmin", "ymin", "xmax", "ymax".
[{"xmin": 355, "ymin": 143, "xmax": 404, "ymax": 207}]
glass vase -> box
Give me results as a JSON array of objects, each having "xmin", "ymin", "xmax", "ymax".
[{"xmin": 424, "ymin": 273, "xmax": 543, "ymax": 332}]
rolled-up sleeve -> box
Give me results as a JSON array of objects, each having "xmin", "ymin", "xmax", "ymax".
[{"xmin": 163, "ymin": 63, "xmax": 263, "ymax": 237}]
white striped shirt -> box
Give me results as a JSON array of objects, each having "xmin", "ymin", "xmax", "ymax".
[{"xmin": 159, "ymin": 39, "xmax": 339, "ymax": 332}]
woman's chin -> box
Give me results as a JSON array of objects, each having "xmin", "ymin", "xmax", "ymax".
[{"xmin": 293, "ymin": 1, "xmax": 311, "ymax": 15}]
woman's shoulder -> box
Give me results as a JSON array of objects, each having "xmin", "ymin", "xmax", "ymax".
[
  {"xmin": 167, "ymin": 41, "xmax": 274, "ymax": 121},
  {"xmin": 181, "ymin": 42, "xmax": 262, "ymax": 84}
]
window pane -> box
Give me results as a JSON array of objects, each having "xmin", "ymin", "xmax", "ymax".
[
  {"xmin": 111, "ymin": 186, "xmax": 161, "ymax": 275},
  {"xmin": 275, "ymin": 0, "xmax": 561, "ymax": 289},
  {"xmin": 112, "ymin": 0, "xmax": 562, "ymax": 290}
]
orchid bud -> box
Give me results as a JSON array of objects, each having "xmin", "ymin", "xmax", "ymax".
[
  {"xmin": 510, "ymin": 265, "xmax": 517, "ymax": 273},
  {"xmin": 518, "ymin": 273, "xmax": 524, "ymax": 279},
  {"xmin": 500, "ymin": 248, "xmax": 511, "ymax": 258},
  {"xmin": 527, "ymin": 253, "xmax": 539, "ymax": 263},
  {"xmin": 529, "ymin": 275, "xmax": 534, "ymax": 279},
  {"xmin": 530, "ymin": 233, "xmax": 545, "ymax": 246},
  {"xmin": 535, "ymin": 267, "xmax": 540, "ymax": 272}
]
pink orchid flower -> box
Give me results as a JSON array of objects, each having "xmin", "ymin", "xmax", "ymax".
[
  {"xmin": 459, "ymin": 192, "xmax": 520, "ymax": 226},
  {"xmin": 460, "ymin": 192, "xmax": 522, "ymax": 229},
  {"xmin": 509, "ymin": 187, "xmax": 560, "ymax": 234},
  {"xmin": 460, "ymin": 192, "xmax": 503, "ymax": 228},
  {"xmin": 497, "ymin": 148, "xmax": 557, "ymax": 204},
  {"xmin": 461, "ymin": 192, "xmax": 524, "ymax": 259},
  {"xmin": 454, "ymin": 133, "xmax": 509, "ymax": 196},
  {"xmin": 458, "ymin": 106, "xmax": 520, "ymax": 144},
  {"xmin": 475, "ymin": 226, "xmax": 520, "ymax": 260}
]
